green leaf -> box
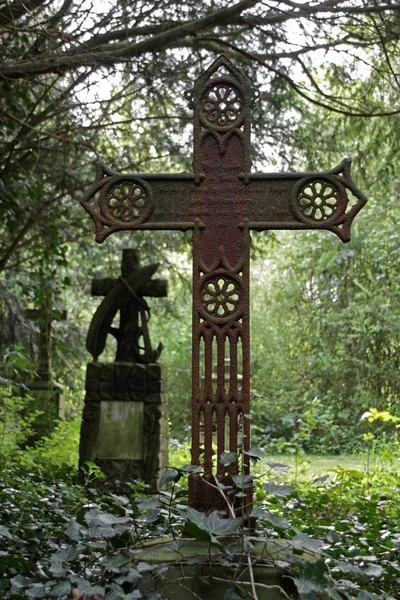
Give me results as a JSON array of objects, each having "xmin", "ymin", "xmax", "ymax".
[
  {"xmin": 116, "ymin": 568, "xmax": 142, "ymax": 586},
  {"xmin": 85, "ymin": 509, "xmax": 129, "ymax": 526},
  {"xmin": 264, "ymin": 482, "xmax": 296, "ymax": 496},
  {"xmin": 51, "ymin": 546, "xmax": 79, "ymax": 563},
  {"xmin": 25, "ymin": 583, "xmax": 46, "ymax": 598},
  {"xmin": 126, "ymin": 592, "xmax": 142, "ymax": 599},
  {"xmin": 244, "ymin": 446, "xmax": 266, "ymax": 458},
  {"xmin": 11, "ymin": 574, "xmax": 30, "ymax": 589},
  {"xmin": 219, "ymin": 452, "xmax": 239, "ymax": 466},
  {"xmin": 109, "ymin": 582, "xmax": 125, "ymax": 595},
  {"xmin": 232, "ymin": 474, "xmax": 253, "ymax": 489},
  {"xmin": 336, "ymin": 562, "xmax": 363, "ymax": 575},
  {"xmin": 357, "ymin": 593, "xmax": 382, "ymax": 600},
  {"xmin": 290, "ymin": 533, "xmax": 325, "ymax": 554},
  {"xmin": 50, "ymin": 581, "xmax": 72, "ymax": 598},
  {"xmin": 49, "ymin": 561, "xmax": 66, "ymax": 577},
  {"xmin": 364, "ymin": 564, "xmax": 384, "ymax": 578},
  {"xmin": 291, "ymin": 560, "xmax": 342, "ymax": 599},
  {"xmin": 181, "ymin": 464, "xmax": 202, "ymax": 473},
  {"xmin": 251, "ymin": 507, "xmax": 289, "ymax": 529},
  {"xmin": 136, "ymin": 498, "xmax": 161, "ymax": 510},
  {"xmin": 264, "ymin": 461, "xmax": 290, "ymax": 472},
  {"xmin": 160, "ymin": 469, "xmax": 181, "ymax": 485},
  {"xmin": 65, "ymin": 518, "xmax": 82, "ymax": 541},
  {"xmin": 104, "ymin": 555, "xmax": 133, "ymax": 573},
  {"xmin": 185, "ymin": 508, "xmax": 243, "ymax": 538},
  {"xmin": 0, "ymin": 525, "xmax": 12, "ymax": 538}
]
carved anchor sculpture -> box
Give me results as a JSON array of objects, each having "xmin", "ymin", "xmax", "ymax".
[{"xmin": 87, "ymin": 249, "xmax": 167, "ymax": 364}]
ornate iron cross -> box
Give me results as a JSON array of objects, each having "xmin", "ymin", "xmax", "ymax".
[{"xmin": 82, "ymin": 56, "xmax": 367, "ymax": 514}]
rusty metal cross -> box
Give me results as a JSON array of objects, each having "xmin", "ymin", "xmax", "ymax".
[{"xmin": 82, "ymin": 56, "xmax": 367, "ymax": 514}]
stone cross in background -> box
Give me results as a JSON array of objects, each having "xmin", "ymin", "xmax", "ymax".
[
  {"xmin": 79, "ymin": 249, "xmax": 169, "ymax": 490},
  {"xmin": 82, "ymin": 56, "xmax": 367, "ymax": 514},
  {"xmin": 26, "ymin": 292, "xmax": 67, "ymax": 382},
  {"xmin": 87, "ymin": 248, "xmax": 167, "ymax": 363},
  {"xmin": 25, "ymin": 289, "xmax": 66, "ymax": 440}
]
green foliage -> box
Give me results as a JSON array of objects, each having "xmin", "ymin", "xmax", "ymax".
[
  {"xmin": 0, "ymin": 348, "xmax": 39, "ymax": 464},
  {"xmin": 1, "ymin": 444, "xmax": 399, "ymax": 599}
]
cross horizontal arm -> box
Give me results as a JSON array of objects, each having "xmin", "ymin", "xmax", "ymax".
[
  {"xmin": 82, "ymin": 163, "xmax": 197, "ymax": 242},
  {"xmin": 83, "ymin": 159, "xmax": 366, "ymax": 243},
  {"xmin": 91, "ymin": 277, "xmax": 167, "ymax": 297}
]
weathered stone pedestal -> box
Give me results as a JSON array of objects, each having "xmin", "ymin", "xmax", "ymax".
[
  {"xmin": 137, "ymin": 539, "xmax": 296, "ymax": 599},
  {"xmin": 25, "ymin": 377, "xmax": 65, "ymax": 443},
  {"xmin": 79, "ymin": 362, "xmax": 168, "ymax": 491}
]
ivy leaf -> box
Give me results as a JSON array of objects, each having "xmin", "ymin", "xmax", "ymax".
[
  {"xmin": 126, "ymin": 592, "xmax": 143, "ymax": 599},
  {"xmin": 243, "ymin": 447, "xmax": 266, "ymax": 465},
  {"xmin": 50, "ymin": 581, "xmax": 72, "ymax": 597},
  {"xmin": 136, "ymin": 498, "xmax": 161, "ymax": 510},
  {"xmin": 11, "ymin": 574, "xmax": 30, "ymax": 589},
  {"xmin": 49, "ymin": 561, "xmax": 66, "ymax": 576},
  {"xmin": 109, "ymin": 582, "xmax": 125, "ymax": 595},
  {"xmin": 290, "ymin": 560, "xmax": 342, "ymax": 599},
  {"xmin": 0, "ymin": 525, "xmax": 12, "ymax": 538},
  {"xmin": 160, "ymin": 469, "xmax": 181, "ymax": 486},
  {"xmin": 51, "ymin": 546, "xmax": 79, "ymax": 563},
  {"xmin": 116, "ymin": 568, "xmax": 142, "ymax": 586},
  {"xmin": 103, "ymin": 555, "xmax": 133, "ymax": 573},
  {"xmin": 65, "ymin": 518, "xmax": 82, "ymax": 541},
  {"xmin": 290, "ymin": 533, "xmax": 326, "ymax": 554},
  {"xmin": 263, "ymin": 481, "xmax": 296, "ymax": 496},
  {"xmin": 219, "ymin": 452, "xmax": 239, "ymax": 466},
  {"xmin": 364, "ymin": 564, "xmax": 384, "ymax": 578},
  {"xmin": 251, "ymin": 507, "xmax": 289, "ymax": 529},
  {"xmin": 336, "ymin": 562, "xmax": 363, "ymax": 576},
  {"xmin": 71, "ymin": 578, "xmax": 104, "ymax": 595},
  {"xmin": 264, "ymin": 461, "xmax": 290, "ymax": 472},
  {"xmin": 244, "ymin": 447, "xmax": 266, "ymax": 458},
  {"xmin": 137, "ymin": 561, "xmax": 154, "ymax": 573},
  {"xmin": 205, "ymin": 511, "xmax": 243, "ymax": 536},
  {"xmin": 183, "ymin": 508, "xmax": 242, "ymax": 548},
  {"xmin": 232, "ymin": 474, "xmax": 253, "ymax": 489},
  {"xmin": 85, "ymin": 509, "xmax": 129, "ymax": 526},
  {"xmin": 181, "ymin": 464, "xmax": 202, "ymax": 473},
  {"xmin": 25, "ymin": 583, "xmax": 47, "ymax": 598}
]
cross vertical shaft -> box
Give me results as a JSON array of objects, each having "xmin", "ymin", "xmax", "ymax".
[{"xmin": 189, "ymin": 60, "xmax": 253, "ymax": 511}]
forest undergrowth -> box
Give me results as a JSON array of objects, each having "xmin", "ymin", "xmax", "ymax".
[{"xmin": 0, "ymin": 419, "xmax": 399, "ymax": 600}]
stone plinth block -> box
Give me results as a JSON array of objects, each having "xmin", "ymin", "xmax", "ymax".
[
  {"xmin": 24, "ymin": 379, "xmax": 65, "ymax": 444},
  {"xmin": 79, "ymin": 362, "xmax": 168, "ymax": 491}
]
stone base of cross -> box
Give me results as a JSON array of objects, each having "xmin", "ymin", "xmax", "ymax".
[{"xmin": 82, "ymin": 56, "xmax": 367, "ymax": 515}]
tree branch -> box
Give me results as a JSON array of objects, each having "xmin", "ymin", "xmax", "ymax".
[
  {"xmin": 0, "ymin": 0, "xmax": 258, "ymax": 78},
  {"xmin": 0, "ymin": 0, "xmax": 46, "ymax": 26}
]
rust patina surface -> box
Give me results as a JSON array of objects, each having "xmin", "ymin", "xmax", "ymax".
[{"xmin": 82, "ymin": 56, "xmax": 367, "ymax": 514}]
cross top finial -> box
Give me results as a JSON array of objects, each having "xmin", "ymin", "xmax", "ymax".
[{"xmin": 193, "ymin": 55, "xmax": 252, "ymax": 180}]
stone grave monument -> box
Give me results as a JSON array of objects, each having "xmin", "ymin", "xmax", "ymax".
[
  {"xmin": 25, "ymin": 289, "xmax": 66, "ymax": 442},
  {"xmin": 82, "ymin": 56, "xmax": 367, "ymax": 514},
  {"xmin": 79, "ymin": 249, "xmax": 168, "ymax": 491}
]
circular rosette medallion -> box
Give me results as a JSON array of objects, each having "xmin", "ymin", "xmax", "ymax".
[
  {"xmin": 291, "ymin": 176, "xmax": 347, "ymax": 225},
  {"xmin": 199, "ymin": 273, "xmax": 242, "ymax": 324},
  {"xmin": 200, "ymin": 79, "xmax": 244, "ymax": 131},
  {"xmin": 100, "ymin": 178, "xmax": 153, "ymax": 225}
]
